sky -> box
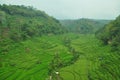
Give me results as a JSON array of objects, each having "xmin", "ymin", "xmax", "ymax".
[{"xmin": 0, "ymin": 0, "xmax": 120, "ymax": 19}]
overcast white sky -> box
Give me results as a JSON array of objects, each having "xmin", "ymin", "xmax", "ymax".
[{"xmin": 0, "ymin": 0, "xmax": 120, "ymax": 19}]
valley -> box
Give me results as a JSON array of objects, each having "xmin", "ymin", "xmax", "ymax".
[{"xmin": 0, "ymin": 4, "xmax": 120, "ymax": 80}]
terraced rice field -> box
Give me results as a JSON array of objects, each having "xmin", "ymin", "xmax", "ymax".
[
  {"xmin": 0, "ymin": 35, "xmax": 73, "ymax": 80},
  {"xmin": 0, "ymin": 34, "xmax": 119, "ymax": 80},
  {"xmin": 59, "ymin": 34, "xmax": 115, "ymax": 80}
]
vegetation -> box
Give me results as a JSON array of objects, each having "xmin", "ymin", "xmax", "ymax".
[
  {"xmin": 91, "ymin": 15, "xmax": 120, "ymax": 80},
  {"xmin": 0, "ymin": 4, "xmax": 120, "ymax": 80},
  {"xmin": 0, "ymin": 4, "xmax": 67, "ymax": 54},
  {"xmin": 96, "ymin": 15, "xmax": 120, "ymax": 50},
  {"xmin": 0, "ymin": 34, "xmax": 74, "ymax": 80},
  {"xmin": 60, "ymin": 18, "xmax": 110, "ymax": 34}
]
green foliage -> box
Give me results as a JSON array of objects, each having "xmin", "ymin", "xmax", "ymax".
[
  {"xmin": 0, "ymin": 11, "xmax": 7, "ymax": 26},
  {"xmin": 48, "ymin": 53, "xmax": 63, "ymax": 75},
  {"xmin": 0, "ymin": 4, "xmax": 66, "ymax": 41},
  {"xmin": 96, "ymin": 15, "xmax": 120, "ymax": 50},
  {"xmin": 0, "ymin": 38, "xmax": 13, "ymax": 54},
  {"xmin": 0, "ymin": 4, "xmax": 67, "ymax": 53}
]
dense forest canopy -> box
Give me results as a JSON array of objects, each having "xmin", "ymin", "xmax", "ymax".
[
  {"xmin": 0, "ymin": 4, "xmax": 67, "ymax": 53},
  {"xmin": 0, "ymin": 4, "xmax": 67, "ymax": 41}
]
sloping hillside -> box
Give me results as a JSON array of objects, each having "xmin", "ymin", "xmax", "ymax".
[
  {"xmin": 0, "ymin": 4, "xmax": 66, "ymax": 42},
  {"xmin": 0, "ymin": 5, "xmax": 67, "ymax": 53},
  {"xmin": 89, "ymin": 15, "xmax": 120, "ymax": 80},
  {"xmin": 96, "ymin": 15, "xmax": 120, "ymax": 49}
]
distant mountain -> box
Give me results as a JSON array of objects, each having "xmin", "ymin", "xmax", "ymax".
[{"xmin": 60, "ymin": 18, "xmax": 111, "ymax": 34}]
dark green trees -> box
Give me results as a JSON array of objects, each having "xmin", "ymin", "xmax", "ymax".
[
  {"xmin": 0, "ymin": 4, "xmax": 67, "ymax": 54},
  {"xmin": 96, "ymin": 15, "xmax": 120, "ymax": 50},
  {"xmin": 0, "ymin": 4, "xmax": 66, "ymax": 42}
]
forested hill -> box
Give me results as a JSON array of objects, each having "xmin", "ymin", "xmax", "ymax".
[
  {"xmin": 60, "ymin": 19, "xmax": 111, "ymax": 34},
  {"xmin": 96, "ymin": 15, "xmax": 120, "ymax": 50},
  {"xmin": 0, "ymin": 4, "xmax": 67, "ymax": 42}
]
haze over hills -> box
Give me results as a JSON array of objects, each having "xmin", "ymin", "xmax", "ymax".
[{"xmin": 60, "ymin": 19, "xmax": 111, "ymax": 34}]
